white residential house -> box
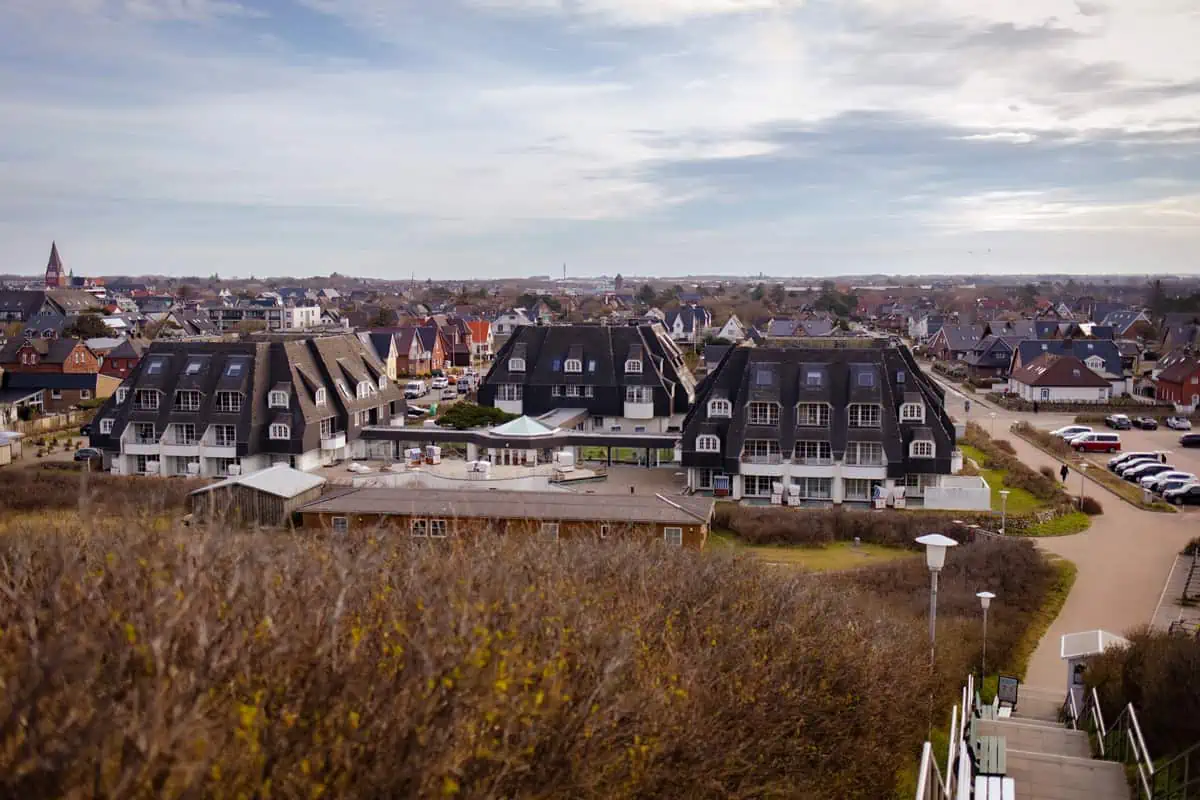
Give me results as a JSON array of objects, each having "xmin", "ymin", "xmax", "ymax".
[
  {"xmin": 714, "ymin": 314, "xmax": 747, "ymax": 343},
  {"xmin": 493, "ymin": 308, "xmax": 532, "ymax": 336}
]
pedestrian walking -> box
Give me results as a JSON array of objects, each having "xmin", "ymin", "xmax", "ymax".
[
  {"xmin": 1033, "ymin": 401, "xmax": 1039, "ymax": 414},
  {"xmin": 1060, "ymin": 464, "xmax": 1069, "ymax": 482}
]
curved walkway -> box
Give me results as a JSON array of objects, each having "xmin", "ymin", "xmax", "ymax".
[{"xmin": 936, "ymin": 382, "xmax": 1196, "ymax": 688}]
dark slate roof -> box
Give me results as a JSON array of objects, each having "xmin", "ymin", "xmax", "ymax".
[
  {"xmin": 703, "ymin": 344, "xmax": 731, "ymax": 366},
  {"xmin": 107, "ymin": 338, "xmax": 148, "ymax": 359},
  {"xmin": 482, "ymin": 324, "xmax": 696, "ymax": 416},
  {"xmin": 1014, "ymin": 339, "xmax": 1122, "ymax": 378},
  {"xmin": 963, "ymin": 335, "xmax": 1019, "ymax": 369},
  {"xmin": 935, "ymin": 324, "xmax": 985, "ymax": 352},
  {"xmin": 681, "ymin": 341, "xmax": 955, "ymax": 479},
  {"xmin": 1100, "ymin": 310, "xmax": 1148, "ymax": 334},
  {"xmin": 45, "ymin": 289, "xmax": 98, "ymax": 315},
  {"xmin": 2, "ymin": 372, "xmax": 99, "ymax": 390},
  {"xmin": 664, "ymin": 304, "xmax": 711, "ymax": 334},
  {"xmin": 1157, "ymin": 356, "xmax": 1200, "ymax": 385},
  {"xmin": 87, "ymin": 334, "xmax": 405, "ymax": 458},
  {"xmin": 0, "ymin": 337, "xmax": 85, "ymax": 364},
  {"xmin": 0, "ymin": 290, "xmax": 46, "ymax": 320}
]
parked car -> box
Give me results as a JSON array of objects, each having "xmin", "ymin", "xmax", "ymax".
[
  {"xmin": 1051, "ymin": 425, "xmax": 1093, "ymax": 440},
  {"xmin": 440, "ymin": 386, "xmax": 457, "ymax": 400},
  {"xmin": 405, "ymin": 406, "xmax": 431, "ymax": 418},
  {"xmin": 1124, "ymin": 462, "xmax": 1174, "ymax": 482},
  {"xmin": 1131, "ymin": 417, "xmax": 1158, "ymax": 430},
  {"xmin": 1181, "ymin": 433, "xmax": 1200, "ymax": 448},
  {"xmin": 457, "ymin": 381, "xmax": 472, "ymax": 395},
  {"xmin": 1104, "ymin": 414, "xmax": 1132, "ymax": 430},
  {"xmin": 1154, "ymin": 478, "xmax": 1196, "ymax": 497},
  {"xmin": 1109, "ymin": 451, "xmax": 1159, "ymax": 470},
  {"xmin": 1166, "ymin": 417, "xmax": 1194, "ymax": 431},
  {"xmin": 431, "ymin": 376, "xmax": 449, "ymax": 390},
  {"xmin": 1070, "ymin": 432, "xmax": 1121, "ymax": 453},
  {"xmin": 73, "ymin": 447, "xmax": 103, "ymax": 463},
  {"xmin": 1163, "ymin": 483, "xmax": 1200, "ymax": 506},
  {"xmin": 404, "ymin": 380, "xmax": 428, "ymax": 399},
  {"xmin": 1116, "ymin": 457, "xmax": 1162, "ymax": 478},
  {"xmin": 1144, "ymin": 471, "xmax": 1197, "ymax": 491}
]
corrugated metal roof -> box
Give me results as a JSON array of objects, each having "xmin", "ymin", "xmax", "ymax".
[
  {"xmin": 190, "ymin": 464, "xmax": 327, "ymax": 499},
  {"xmin": 298, "ymin": 487, "xmax": 714, "ymax": 525}
]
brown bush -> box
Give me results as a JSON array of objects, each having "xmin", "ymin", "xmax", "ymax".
[
  {"xmin": 1039, "ymin": 466, "xmax": 1056, "ymax": 481},
  {"xmin": 1085, "ymin": 628, "xmax": 1200, "ymax": 757},
  {"xmin": 712, "ymin": 504, "xmax": 1007, "ymax": 548},
  {"xmin": 0, "ymin": 469, "xmax": 202, "ymax": 515},
  {"xmin": 966, "ymin": 423, "xmax": 1071, "ymax": 505},
  {"xmin": 1184, "ymin": 537, "xmax": 1200, "ymax": 556},
  {"xmin": 1011, "ymin": 422, "xmax": 1073, "ymax": 459},
  {"xmin": 992, "ymin": 439, "xmax": 1016, "ymax": 455},
  {"xmin": 0, "ymin": 521, "xmax": 979, "ymax": 799},
  {"xmin": 1078, "ymin": 496, "xmax": 1104, "ymax": 516}
]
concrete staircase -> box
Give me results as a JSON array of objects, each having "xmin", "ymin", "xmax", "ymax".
[{"xmin": 994, "ymin": 685, "xmax": 1129, "ymax": 800}]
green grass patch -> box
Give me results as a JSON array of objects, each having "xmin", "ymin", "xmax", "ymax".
[
  {"xmin": 1005, "ymin": 556, "xmax": 1078, "ymax": 679},
  {"xmin": 960, "ymin": 444, "xmax": 1046, "ymax": 513},
  {"xmin": 708, "ymin": 530, "xmax": 917, "ymax": 571},
  {"xmin": 1023, "ymin": 511, "xmax": 1091, "ymax": 538}
]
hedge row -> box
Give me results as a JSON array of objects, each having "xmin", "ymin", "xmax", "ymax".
[
  {"xmin": 1072, "ymin": 411, "xmax": 1197, "ymax": 424},
  {"xmin": 962, "ymin": 423, "xmax": 1073, "ymax": 507},
  {"xmin": 985, "ymin": 392, "xmax": 1175, "ymax": 415}
]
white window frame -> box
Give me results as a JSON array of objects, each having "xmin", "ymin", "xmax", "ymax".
[
  {"xmin": 551, "ymin": 385, "xmax": 563, "ymax": 397},
  {"xmin": 269, "ymin": 390, "xmax": 289, "ymax": 409},
  {"xmin": 429, "ymin": 519, "xmax": 448, "ymax": 538},
  {"xmin": 794, "ymin": 440, "xmax": 833, "ymax": 464},
  {"xmin": 337, "ymin": 380, "xmax": 351, "ymax": 399},
  {"xmin": 269, "ymin": 423, "xmax": 290, "ymax": 440},
  {"xmin": 599, "ymin": 524, "xmax": 610, "ymax": 539},
  {"xmin": 664, "ymin": 527, "xmax": 683, "ymax": 547},
  {"xmin": 173, "ymin": 423, "xmax": 198, "ymax": 445},
  {"xmin": 213, "ymin": 425, "xmax": 237, "ymax": 447},
  {"xmin": 132, "ymin": 422, "xmax": 157, "ymax": 444},
  {"xmin": 804, "ymin": 370, "xmax": 823, "ymax": 387},
  {"xmin": 378, "ymin": 376, "xmax": 388, "ymax": 390},
  {"xmin": 497, "ymin": 384, "xmax": 523, "ymax": 402},
  {"xmin": 846, "ymin": 441, "xmax": 885, "ymax": 466},
  {"xmin": 539, "ymin": 522, "xmax": 559, "ymax": 541},
  {"xmin": 133, "ymin": 389, "xmax": 160, "ymax": 411},
  {"xmin": 331, "ymin": 516, "xmax": 348, "ymax": 534},
  {"xmin": 584, "ymin": 385, "xmax": 594, "ymax": 398},
  {"xmin": 410, "ymin": 518, "xmax": 428, "ymax": 537},
  {"xmin": 175, "ymin": 390, "xmax": 202, "ymax": 412},
  {"xmin": 747, "ymin": 401, "xmax": 779, "ymax": 426},
  {"xmin": 708, "ymin": 398, "xmax": 731, "ymax": 418},
  {"xmin": 900, "ymin": 403, "xmax": 925, "ymax": 423},
  {"xmin": 509, "ymin": 357, "xmax": 526, "ymax": 373},
  {"xmin": 564, "ymin": 358, "xmax": 582, "ymax": 374},
  {"xmin": 215, "ymin": 391, "xmax": 242, "ymax": 413},
  {"xmin": 99, "ymin": 417, "xmax": 114, "ymax": 435},
  {"xmin": 624, "ymin": 359, "xmax": 642, "ymax": 374},
  {"xmin": 848, "ymin": 404, "xmax": 882, "ymax": 428},
  {"xmin": 696, "ymin": 434, "xmax": 720, "ymax": 453},
  {"xmin": 797, "ymin": 403, "xmax": 830, "ymax": 427},
  {"xmin": 315, "ymin": 387, "xmax": 327, "ymax": 407},
  {"xmin": 79, "ymin": 389, "xmax": 92, "ymax": 400},
  {"xmin": 910, "ymin": 440, "xmax": 935, "ymax": 459},
  {"xmin": 356, "ymin": 381, "xmax": 372, "ymax": 399},
  {"xmin": 625, "ymin": 385, "xmax": 653, "ymax": 404}
]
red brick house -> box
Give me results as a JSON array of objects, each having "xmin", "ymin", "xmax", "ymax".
[
  {"xmin": 1155, "ymin": 353, "xmax": 1200, "ymax": 409},
  {"xmin": 0, "ymin": 337, "xmax": 121, "ymax": 412},
  {"xmin": 99, "ymin": 338, "xmax": 147, "ymax": 380}
]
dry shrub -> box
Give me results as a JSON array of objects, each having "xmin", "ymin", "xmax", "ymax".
[
  {"xmin": 992, "ymin": 439, "xmax": 1016, "ymax": 455},
  {"xmin": 1039, "ymin": 466, "xmax": 1056, "ymax": 481},
  {"xmin": 0, "ymin": 520, "xmax": 960, "ymax": 799},
  {"xmin": 839, "ymin": 537, "xmax": 1057, "ymax": 678},
  {"xmin": 713, "ymin": 504, "xmax": 1006, "ymax": 548},
  {"xmin": 1077, "ymin": 496, "xmax": 1104, "ymax": 516},
  {"xmin": 965, "ymin": 423, "xmax": 1070, "ymax": 505},
  {"xmin": 1011, "ymin": 421, "xmax": 1072, "ymax": 459},
  {"xmin": 1085, "ymin": 628, "xmax": 1200, "ymax": 757},
  {"xmin": 0, "ymin": 468, "xmax": 202, "ymax": 515}
]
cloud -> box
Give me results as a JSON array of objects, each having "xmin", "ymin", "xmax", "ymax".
[{"xmin": 1, "ymin": 0, "xmax": 1199, "ymax": 276}]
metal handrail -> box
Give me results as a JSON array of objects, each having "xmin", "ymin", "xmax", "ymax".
[
  {"xmin": 1153, "ymin": 739, "xmax": 1200, "ymax": 800},
  {"xmin": 915, "ymin": 741, "xmax": 947, "ymax": 800}
]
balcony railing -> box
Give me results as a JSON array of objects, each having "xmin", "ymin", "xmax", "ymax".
[
  {"xmin": 845, "ymin": 454, "xmax": 887, "ymax": 467},
  {"xmin": 740, "ymin": 453, "xmax": 783, "ymax": 464},
  {"xmin": 132, "ymin": 434, "xmax": 159, "ymax": 445},
  {"xmin": 793, "ymin": 455, "xmax": 834, "ymax": 466}
]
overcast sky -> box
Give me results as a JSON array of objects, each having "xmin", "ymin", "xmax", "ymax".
[{"xmin": 3, "ymin": 0, "xmax": 1200, "ymax": 279}]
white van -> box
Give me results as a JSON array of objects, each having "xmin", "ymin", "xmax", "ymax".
[{"xmin": 404, "ymin": 380, "xmax": 427, "ymax": 399}]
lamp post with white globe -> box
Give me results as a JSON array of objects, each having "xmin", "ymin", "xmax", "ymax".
[
  {"xmin": 976, "ymin": 591, "xmax": 997, "ymax": 680},
  {"xmin": 915, "ymin": 533, "xmax": 959, "ymax": 664}
]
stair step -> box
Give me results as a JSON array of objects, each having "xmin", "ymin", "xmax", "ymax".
[
  {"xmin": 976, "ymin": 719, "xmax": 1090, "ymax": 759},
  {"xmin": 1005, "ymin": 749, "xmax": 1130, "ymax": 800}
]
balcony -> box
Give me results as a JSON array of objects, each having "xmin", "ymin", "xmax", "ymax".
[
  {"xmin": 740, "ymin": 453, "xmax": 783, "ymax": 464},
  {"xmin": 161, "ymin": 441, "xmax": 200, "ymax": 457},
  {"xmin": 321, "ymin": 432, "xmax": 347, "ymax": 451},
  {"xmin": 124, "ymin": 436, "xmax": 161, "ymax": 456},
  {"xmin": 793, "ymin": 455, "xmax": 834, "ymax": 466},
  {"xmin": 624, "ymin": 401, "xmax": 655, "ymax": 420}
]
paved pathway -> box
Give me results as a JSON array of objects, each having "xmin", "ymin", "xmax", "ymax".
[{"xmin": 932, "ymin": 378, "xmax": 1196, "ymax": 689}]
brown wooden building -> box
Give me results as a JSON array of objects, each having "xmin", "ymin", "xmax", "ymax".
[
  {"xmin": 296, "ymin": 487, "xmax": 715, "ymax": 549},
  {"xmin": 189, "ymin": 464, "xmax": 328, "ymax": 527}
]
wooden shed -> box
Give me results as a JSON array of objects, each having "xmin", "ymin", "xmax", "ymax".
[{"xmin": 189, "ymin": 465, "xmax": 327, "ymax": 528}]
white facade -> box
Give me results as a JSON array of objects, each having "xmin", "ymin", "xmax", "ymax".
[
  {"xmin": 1008, "ymin": 380, "xmax": 1111, "ymax": 403},
  {"xmin": 285, "ymin": 305, "xmax": 322, "ymax": 330},
  {"xmin": 493, "ymin": 310, "xmax": 532, "ymax": 335},
  {"xmin": 715, "ymin": 315, "xmax": 746, "ymax": 343}
]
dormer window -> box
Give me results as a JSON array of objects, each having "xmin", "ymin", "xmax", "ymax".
[
  {"xmin": 708, "ymin": 398, "xmax": 731, "ymax": 418},
  {"xmin": 378, "ymin": 376, "xmax": 388, "ymax": 390},
  {"xmin": 565, "ymin": 358, "xmax": 582, "ymax": 374},
  {"xmin": 804, "ymin": 370, "xmax": 823, "ymax": 387},
  {"xmin": 315, "ymin": 387, "xmax": 327, "ymax": 407},
  {"xmin": 116, "ymin": 387, "xmax": 128, "ymax": 404},
  {"xmin": 696, "ymin": 434, "xmax": 721, "ymax": 453},
  {"xmin": 900, "ymin": 403, "xmax": 925, "ymax": 423},
  {"xmin": 337, "ymin": 380, "xmax": 351, "ymax": 399},
  {"xmin": 356, "ymin": 381, "xmax": 373, "ymax": 399},
  {"xmin": 269, "ymin": 423, "xmax": 290, "ymax": 440},
  {"xmin": 99, "ymin": 418, "xmax": 114, "ymax": 435},
  {"xmin": 623, "ymin": 358, "xmax": 642, "ymax": 374},
  {"xmin": 910, "ymin": 440, "xmax": 935, "ymax": 459},
  {"xmin": 133, "ymin": 389, "xmax": 160, "ymax": 411},
  {"xmin": 509, "ymin": 357, "xmax": 526, "ymax": 372},
  {"xmin": 269, "ymin": 390, "xmax": 289, "ymax": 409},
  {"xmin": 747, "ymin": 401, "xmax": 779, "ymax": 426},
  {"xmin": 1085, "ymin": 355, "xmax": 1104, "ymax": 371}
]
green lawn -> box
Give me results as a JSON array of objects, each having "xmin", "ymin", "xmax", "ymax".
[
  {"xmin": 708, "ymin": 531, "xmax": 917, "ymax": 571},
  {"xmin": 959, "ymin": 444, "xmax": 1045, "ymax": 513},
  {"xmin": 1024, "ymin": 511, "xmax": 1091, "ymax": 537}
]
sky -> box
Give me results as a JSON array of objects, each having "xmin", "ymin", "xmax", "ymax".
[{"xmin": 2, "ymin": 0, "xmax": 1200, "ymax": 279}]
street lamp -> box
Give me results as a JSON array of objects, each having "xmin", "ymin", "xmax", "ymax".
[
  {"xmin": 999, "ymin": 489, "xmax": 1010, "ymax": 535},
  {"xmin": 989, "ymin": 411, "xmax": 998, "ymax": 437},
  {"xmin": 1078, "ymin": 462, "xmax": 1088, "ymax": 511},
  {"xmin": 916, "ymin": 533, "xmax": 960, "ymax": 664},
  {"xmin": 976, "ymin": 591, "xmax": 996, "ymax": 679}
]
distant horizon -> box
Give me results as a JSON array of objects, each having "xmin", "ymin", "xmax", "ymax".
[{"xmin": 3, "ymin": 2, "xmax": 1200, "ymax": 277}]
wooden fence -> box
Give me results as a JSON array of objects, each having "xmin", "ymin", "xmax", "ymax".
[{"xmin": 9, "ymin": 410, "xmax": 88, "ymax": 436}]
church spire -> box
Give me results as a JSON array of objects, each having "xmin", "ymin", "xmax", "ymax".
[{"xmin": 45, "ymin": 241, "xmax": 66, "ymax": 288}]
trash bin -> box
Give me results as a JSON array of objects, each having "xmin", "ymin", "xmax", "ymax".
[{"xmin": 1143, "ymin": 488, "xmax": 1154, "ymax": 505}]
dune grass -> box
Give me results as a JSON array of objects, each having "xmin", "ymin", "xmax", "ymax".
[
  {"xmin": 960, "ymin": 444, "xmax": 1045, "ymax": 513},
  {"xmin": 708, "ymin": 530, "xmax": 917, "ymax": 571}
]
